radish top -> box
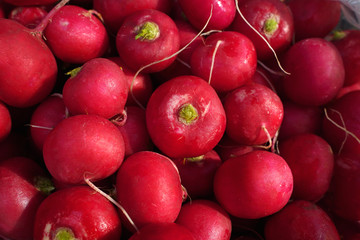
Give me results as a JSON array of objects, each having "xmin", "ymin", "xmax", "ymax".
[
  {"xmin": 135, "ymin": 21, "xmax": 160, "ymax": 41},
  {"xmin": 178, "ymin": 103, "xmax": 199, "ymax": 124}
]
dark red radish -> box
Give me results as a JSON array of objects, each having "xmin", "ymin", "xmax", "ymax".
[
  {"xmin": 331, "ymin": 216, "xmax": 360, "ymax": 240},
  {"xmin": 9, "ymin": 6, "xmax": 47, "ymax": 29},
  {"xmin": 115, "ymin": 151, "xmax": 184, "ymax": 231},
  {"xmin": 150, "ymin": 58, "xmax": 193, "ymax": 85},
  {"xmin": 336, "ymin": 81, "xmax": 360, "ymax": 99},
  {"xmin": 0, "ymin": 3, "xmax": 4, "ymax": 18},
  {"xmin": 116, "ymin": 106, "xmax": 153, "ymax": 157},
  {"xmin": 33, "ymin": 186, "xmax": 122, "ymax": 240},
  {"xmin": 230, "ymin": 0, "xmax": 294, "ymax": 60},
  {"xmin": 42, "ymin": 114, "xmax": 125, "ymax": 185},
  {"xmin": 278, "ymin": 133, "xmax": 334, "ymax": 202},
  {"xmin": 178, "ymin": 0, "xmax": 236, "ymax": 31},
  {"xmin": 0, "ymin": 132, "xmax": 36, "ymax": 161},
  {"xmin": 29, "ymin": 94, "xmax": 67, "ymax": 151},
  {"xmin": 287, "ymin": 0, "xmax": 341, "ymax": 41},
  {"xmin": 108, "ymin": 57, "xmax": 153, "ymax": 108},
  {"xmin": 93, "ymin": 0, "xmax": 172, "ymax": 34},
  {"xmin": 281, "ymin": 38, "xmax": 345, "ymax": 106},
  {"xmin": 321, "ymin": 90, "xmax": 360, "ymax": 156},
  {"xmin": 175, "ymin": 199, "xmax": 232, "ymax": 240},
  {"xmin": 0, "ymin": 101, "xmax": 11, "ymax": 143},
  {"xmin": 2, "ymin": 0, "xmax": 57, "ymax": 6},
  {"xmin": 171, "ymin": 150, "xmax": 222, "ymax": 198},
  {"xmin": 43, "ymin": 5, "xmax": 109, "ymax": 64},
  {"xmin": 223, "ymin": 82, "xmax": 283, "ymax": 146},
  {"xmin": 129, "ymin": 223, "xmax": 195, "ymax": 240},
  {"xmin": 213, "ymin": 150, "xmax": 293, "ymax": 219},
  {"xmin": 145, "ymin": 75, "xmax": 226, "ymax": 158},
  {"xmin": 278, "ymin": 100, "xmax": 323, "ymax": 140},
  {"xmin": 190, "ymin": 31, "xmax": 257, "ymax": 93},
  {"xmin": 62, "ymin": 58, "xmax": 128, "ymax": 119},
  {"xmin": 116, "ymin": 9, "xmax": 180, "ymax": 73},
  {"xmin": 0, "ymin": 18, "xmax": 57, "ymax": 107},
  {"xmin": 0, "ymin": 157, "xmax": 54, "ymax": 240},
  {"xmin": 215, "ymin": 135, "xmax": 257, "ymax": 161},
  {"xmin": 330, "ymin": 29, "xmax": 360, "ymax": 86},
  {"xmin": 264, "ymin": 200, "xmax": 341, "ymax": 240}
]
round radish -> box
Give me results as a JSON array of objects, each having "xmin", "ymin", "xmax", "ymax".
[
  {"xmin": 115, "ymin": 151, "xmax": 184, "ymax": 231},
  {"xmin": 213, "ymin": 150, "xmax": 293, "ymax": 219},
  {"xmin": 145, "ymin": 75, "xmax": 226, "ymax": 158},
  {"xmin": 33, "ymin": 186, "xmax": 122, "ymax": 240},
  {"xmin": 9, "ymin": 6, "xmax": 47, "ymax": 29},
  {"xmin": 0, "ymin": 101, "xmax": 11, "ymax": 143},
  {"xmin": 62, "ymin": 58, "xmax": 128, "ymax": 119},
  {"xmin": 129, "ymin": 223, "xmax": 195, "ymax": 240},
  {"xmin": 42, "ymin": 114, "xmax": 125, "ymax": 185},
  {"xmin": 116, "ymin": 9, "xmax": 180, "ymax": 73}
]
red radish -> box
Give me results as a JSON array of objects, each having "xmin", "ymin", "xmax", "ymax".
[
  {"xmin": 171, "ymin": 150, "xmax": 222, "ymax": 198},
  {"xmin": 286, "ymin": 0, "xmax": 341, "ymax": 41},
  {"xmin": 62, "ymin": 58, "xmax": 128, "ymax": 119},
  {"xmin": 281, "ymin": 38, "xmax": 345, "ymax": 106},
  {"xmin": 223, "ymin": 82, "xmax": 283, "ymax": 146},
  {"xmin": 336, "ymin": 81, "xmax": 360, "ymax": 99},
  {"xmin": 0, "ymin": 101, "xmax": 11, "ymax": 143},
  {"xmin": 29, "ymin": 94, "xmax": 67, "ymax": 151},
  {"xmin": 178, "ymin": 0, "xmax": 236, "ymax": 31},
  {"xmin": 230, "ymin": 0, "xmax": 294, "ymax": 60},
  {"xmin": 264, "ymin": 200, "xmax": 341, "ymax": 240},
  {"xmin": 116, "ymin": 9, "xmax": 180, "ymax": 73},
  {"xmin": 93, "ymin": 0, "xmax": 172, "ymax": 34},
  {"xmin": 0, "ymin": 132, "xmax": 36, "ymax": 161},
  {"xmin": 0, "ymin": 157, "xmax": 54, "ymax": 240},
  {"xmin": 150, "ymin": 58, "xmax": 193, "ymax": 85},
  {"xmin": 190, "ymin": 31, "xmax": 257, "ymax": 93},
  {"xmin": 213, "ymin": 150, "xmax": 293, "ymax": 219},
  {"xmin": 145, "ymin": 75, "xmax": 226, "ymax": 158},
  {"xmin": 129, "ymin": 223, "xmax": 195, "ymax": 240},
  {"xmin": 330, "ymin": 29, "xmax": 360, "ymax": 86},
  {"xmin": 115, "ymin": 151, "xmax": 184, "ymax": 231},
  {"xmin": 42, "ymin": 114, "xmax": 125, "ymax": 185},
  {"xmin": 9, "ymin": 6, "xmax": 47, "ymax": 29},
  {"xmin": 278, "ymin": 100, "xmax": 323, "ymax": 140},
  {"xmin": 278, "ymin": 133, "xmax": 334, "ymax": 202},
  {"xmin": 175, "ymin": 199, "xmax": 232, "ymax": 240},
  {"xmin": 33, "ymin": 186, "xmax": 122, "ymax": 240},
  {"xmin": 43, "ymin": 5, "xmax": 109, "ymax": 64},
  {"xmin": 2, "ymin": 0, "xmax": 58, "ymax": 6},
  {"xmin": 116, "ymin": 106, "xmax": 153, "ymax": 157}
]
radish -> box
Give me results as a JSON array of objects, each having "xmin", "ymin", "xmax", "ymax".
[
  {"xmin": 281, "ymin": 38, "xmax": 345, "ymax": 106},
  {"xmin": 0, "ymin": 157, "xmax": 54, "ymax": 240},
  {"xmin": 42, "ymin": 114, "xmax": 125, "ymax": 185},
  {"xmin": 33, "ymin": 186, "xmax": 122, "ymax": 240},
  {"xmin": 9, "ymin": 6, "xmax": 47, "ymax": 29},
  {"xmin": 115, "ymin": 151, "xmax": 184, "ymax": 231},
  {"xmin": 175, "ymin": 199, "xmax": 232, "ymax": 240},
  {"xmin": 223, "ymin": 82, "xmax": 283, "ymax": 146},
  {"xmin": 145, "ymin": 75, "xmax": 226, "ymax": 158},
  {"xmin": 190, "ymin": 31, "xmax": 257, "ymax": 93},
  {"xmin": 264, "ymin": 200, "xmax": 341, "ymax": 240},
  {"xmin": 0, "ymin": 101, "xmax": 11, "ymax": 143},
  {"xmin": 230, "ymin": 0, "xmax": 294, "ymax": 60},
  {"xmin": 278, "ymin": 133, "xmax": 334, "ymax": 202},
  {"xmin": 116, "ymin": 9, "xmax": 180, "ymax": 73},
  {"xmin": 2, "ymin": 0, "xmax": 58, "ymax": 6},
  {"xmin": 43, "ymin": 5, "xmax": 109, "ymax": 64},
  {"xmin": 62, "ymin": 58, "xmax": 128, "ymax": 119},
  {"xmin": 213, "ymin": 150, "xmax": 293, "ymax": 219},
  {"xmin": 129, "ymin": 223, "xmax": 195, "ymax": 240}
]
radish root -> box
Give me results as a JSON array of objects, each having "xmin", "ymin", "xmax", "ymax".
[
  {"xmin": 208, "ymin": 40, "xmax": 223, "ymax": 85},
  {"xmin": 253, "ymin": 125, "xmax": 273, "ymax": 150}
]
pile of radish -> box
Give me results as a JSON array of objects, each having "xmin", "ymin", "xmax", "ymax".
[{"xmin": 1, "ymin": 0, "xmax": 360, "ymax": 239}]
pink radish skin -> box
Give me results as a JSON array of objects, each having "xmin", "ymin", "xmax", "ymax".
[
  {"xmin": 0, "ymin": 101, "xmax": 11, "ymax": 143},
  {"xmin": 231, "ymin": 0, "xmax": 294, "ymax": 60},
  {"xmin": 33, "ymin": 186, "xmax": 122, "ymax": 240},
  {"xmin": 175, "ymin": 199, "xmax": 232, "ymax": 240},
  {"xmin": 62, "ymin": 58, "xmax": 128, "ymax": 119},
  {"xmin": 0, "ymin": 19, "xmax": 57, "ymax": 107},
  {"xmin": 223, "ymin": 82, "xmax": 283, "ymax": 146},
  {"xmin": 30, "ymin": 94, "xmax": 67, "ymax": 151},
  {"xmin": 178, "ymin": 0, "xmax": 236, "ymax": 31},
  {"xmin": 43, "ymin": 5, "xmax": 109, "ymax": 64},
  {"xmin": 279, "ymin": 133, "xmax": 334, "ymax": 202},
  {"xmin": 171, "ymin": 150, "xmax": 222, "ymax": 198},
  {"xmin": 43, "ymin": 114, "xmax": 125, "ymax": 185},
  {"xmin": 214, "ymin": 150, "xmax": 293, "ymax": 219},
  {"xmin": 129, "ymin": 223, "xmax": 195, "ymax": 240},
  {"xmin": 190, "ymin": 31, "xmax": 257, "ymax": 93},
  {"xmin": 145, "ymin": 75, "xmax": 226, "ymax": 158},
  {"xmin": 264, "ymin": 200, "xmax": 341, "ymax": 240},
  {"xmin": 282, "ymin": 38, "xmax": 345, "ymax": 106},
  {"xmin": 0, "ymin": 157, "xmax": 54, "ymax": 240},
  {"xmin": 9, "ymin": 6, "xmax": 47, "ymax": 29},
  {"xmin": 115, "ymin": 151, "xmax": 184, "ymax": 231},
  {"xmin": 116, "ymin": 9, "xmax": 180, "ymax": 73}
]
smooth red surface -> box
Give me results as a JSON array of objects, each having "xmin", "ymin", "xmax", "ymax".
[{"xmin": 9, "ymin": 6, "xmax": 47, "ymax": 29}]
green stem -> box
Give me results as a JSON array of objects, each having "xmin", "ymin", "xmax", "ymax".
[
  {"xmin": 34, "ymin": 175, "xmax": 55, "ymax": 195},
  {"xmin": 263, "ymin": 16, "xmax": 279, "ymax": 36},
  {"xmin": 178, "ymin": 103, "xmax": 198, "ymax": 124},
  {"xmin": 54, "ymin": 228, "xmax": 76, "ymax": 240},
  {"xmin": 135, "ymin": 21, "xmax": 160, "ymax": 41}
]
